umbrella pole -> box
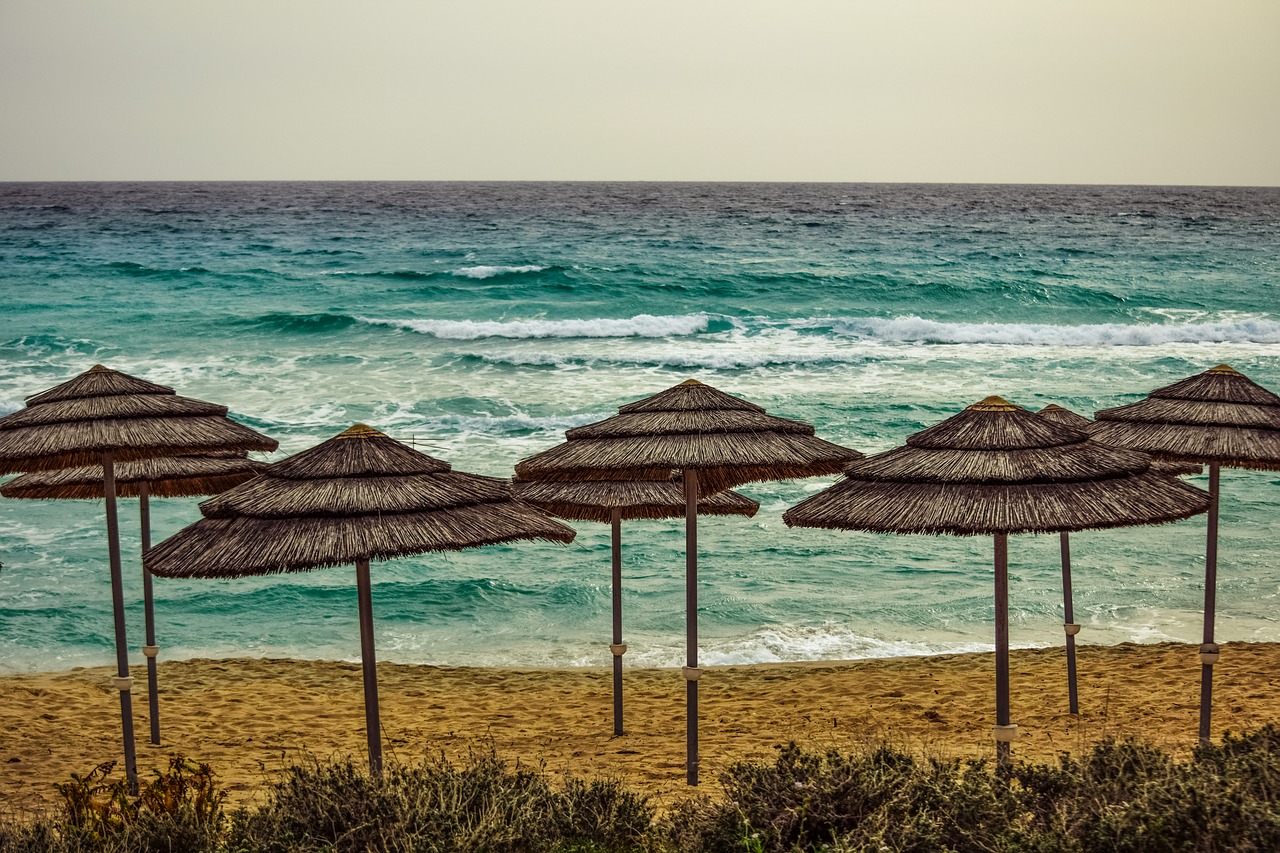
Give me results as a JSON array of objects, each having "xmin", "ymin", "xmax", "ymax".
[
  {"xmin": 611, "ymin": 508, "xmax": 625, "ymax": 736},
  {"xmin": 103, "ymin": 452, "xmax": 139, "ymax": 794},
  {"xmin": 355, "ymin": 559, "xmax": 383, "ymax": 777},
  {"xmin": 683, "ymin": 468, "xmax": 700, "ymax": 786},
  {"xmin": 1060, "ymin": 532, "xmax": 1079, "ymax": 715},
  {"xmin": 139, "ymin": 482, "xmax": 161, "ymax": 746},
  {"xmin": 1199, "ymin": 463, "xmax": 1221, "ymax": 746},
  {"xmin": 994, "ymin": 533, "xmax": 1013, "ymax": 765}
]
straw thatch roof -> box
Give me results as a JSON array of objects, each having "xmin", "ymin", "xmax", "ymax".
[
  {"xmin": 1037, "ymin": 404, "xmax": 1202, "ymax": 478},
  {"xmin": 784, "ymin": 396, "xmax": 1210, "ymax": 536},
  {"xmin": 514, "ymin": 478, "xmax": 760, "ymax": 523},
  {"xmin": 1091, "ymin": 365, "xmax": 1280, "ymax": 471},
  {"xmin": 0, "ymin": 365, "xmax": 278, "ymax": 474},
  {"xmin": 514, "ymin": 380, "xmax": 862, "ymax": 494},
  {"xmin": 0, "ymin": 452, "xmax": 267, "ymax": 500},
  {"xmin": 144, "ymin": 425, "xmax": 575, "ymax": 578}
]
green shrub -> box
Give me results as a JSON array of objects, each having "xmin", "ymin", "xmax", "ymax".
[
  {"xmin": 226, "ymin": 749, "xmax": 652, "ymax": 853},
  {"xmin": 8, "ymin": 729, "xmax": 1280, "ymax": 852},
  {"xmin": 0, "ymin": 757, "xmax": 226, "ymax": 853},
  {"xmin": 660, "ymin": 735, "xmax": 1280, "ymax": 853}
]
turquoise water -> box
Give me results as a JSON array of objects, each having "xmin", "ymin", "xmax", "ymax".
[{"xmin": 2, "ymin": 181, "xmax": 1279, "ymax": 673}]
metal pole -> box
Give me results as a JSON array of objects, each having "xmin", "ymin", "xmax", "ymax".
[
  {"xmin": 611, "ymin": 509, "xmax": 624, "ymax": 736},
  {"xmin": 356, "ymin": 559, "xmax": 383, "ymax": 777},
  {"xmin": 1199, "ymin": 463, "xmax": 1221, "ymax": 746},
  {"xmin": 139, "ymin": 482, "xmax": 161, "ymax": 745},
  {"xmin": 1060, "ymin": 532, "xmax": 1079, "ymax": 715},
  {"xmin": 103, "ymin": 452, "xmax": 139, "ymax": 794},
  {"xmin": 994, "ymin": 533, "xmax": 1012, "ymax": 765},
  {"xmin": 684, "ymin": 469, "xmax": 700, "ymax": 786}
]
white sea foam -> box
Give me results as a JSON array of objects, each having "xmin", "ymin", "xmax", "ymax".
[
  {"xmin": 563, "ymin": 624, "xmax": 996, "ymax": 669},
  {"xmin": 356, "ymin": 313, "xmax": 715, "ymax": 340},
  {"xmin": 450, "ymin": 264, "xmax": 546, "ymax": 279},
  {"xmin": 824, "ymin": 316, "xmax": 1280, "ymax": 346},
  {"xmin": 471, "ymin": 349, "xmax": 869, "ymax": 370}
]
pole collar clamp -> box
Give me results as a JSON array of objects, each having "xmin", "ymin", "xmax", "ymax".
[
  {"xmin": 610, "ymin": 643, "xmax": 628, "ymax": 657},
  {"xmin": 1200, "ymin": 643, "xmax": 1221, "ymax": 665},
  {"xmin": 142, "ymin": 645, "xmax": 160, "ymax": 658},
  {"xmin": 993, "ymin": 724, "xmax": 1019, "ymax": 742},
  {"xmin": 1064, "ymin": 623, "xmax": 1081, "ymax": 636},
  {"xmin": 112, "ymin": 676, "xmax": 134, "ymax": 692},
  {"xmin": 682, "ymin": 666, "xmax": 703, "ymax": 681}
]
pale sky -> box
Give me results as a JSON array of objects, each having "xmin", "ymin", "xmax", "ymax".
[{"xmin": 2, "ymin": 1, "xmax": 1277, "ymax": 184}]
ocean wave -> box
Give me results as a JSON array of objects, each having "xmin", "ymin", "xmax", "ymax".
[
  {"xmin": 463, "ymin": 350, "xmax": 870, "ymax": 370},
  {"xmin": 101, "ymin": 260, "xmax": 213, "ymax": 277},
  {"xmin": 328, "ymin": 269, "xmax": 440, "ymax": 281},
  {"xmin": 578, "ymin": 623, "xmax": 994, "ymax": 668},
  {"xmin": 822, "ymin": 316, "xmax": 1280, "ymax": 346},
  {"xmin": 3, "ymin": 334, "xmax": 110, "ymax": 359},
  {"xmin": 407, "ymin": 411, "xmax": 605, "ymax": 436},
  {"xmin": 238, "ymin": 312, "xmax": 361, "ymax": 333},
  {"xmin": 357, "ymin": 313, "xmax": 729, "ymax": 340},
  {"xmin": 450, "ymin": 264, "xmax": 548, "ymax": 279}
]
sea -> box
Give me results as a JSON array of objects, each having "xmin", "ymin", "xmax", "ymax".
[{"xmin": 1, "ymin": 181, "xmax": 1278, "ymax": 675}]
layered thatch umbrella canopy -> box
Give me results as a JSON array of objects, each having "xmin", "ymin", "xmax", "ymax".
[
  {"xmin": 1035, "ymin": 404, "xmax": 1202, "ymax": 715},
  {"xmin": 0, "ymin": 365, "xmax": 277, "ymax": 792},
  {"xmin": 515, "ymin": 479, "xmax": 759, "ymax": 736},
  {"xmin": 516, "ymin": 379, "xmax": 862, "ymax": 785},
  {"xmin": 145, "ymin": 424, "xmax": 576, "ymax": 776},
  {"xmin": 515, "ymin": 379, "xmax": 861, "ymax": 495},
  {"xmin": 1092, "ymin": 364, "xmax": 1280, "ymax": 744},
  {"xmin": 2, "ymin": 452, "xmax": 268, "ymax": 746},
  {"xmin": 0, "ymin": 366, "xmax": 275, "ymax": 473},
  {"xmin": 785, "ymin": 396, "xmax": 1210, "ymax": 763}
]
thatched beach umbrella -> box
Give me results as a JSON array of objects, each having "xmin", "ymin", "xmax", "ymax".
[
  {"xmin": 515, "ymin": 379, "xmax": 862, "ymax": 785},
  {"xmin": 515, "ymin": 478, "xmax": 759, "ymax": 736},
  {"xmin": 144, "ymin": 424, "xmax": 576, "ymax": 776},
  {"xmin": 1091, "ymin": 364, "xmax": 1280, "ymax": 744},
  {"xmin": 784, "ymin": 396, "xmax": 1210, "ymax": 763},
  {"xmin": 0, "ymin": 365, "xmax": 277, "ymax": 791},
  {"xmin": 1036, "ymin": 404, "xmax": 1202, "ymax": 715},
  {"xmin": 1, "ymin": 452, "xmax": 268, "ymax": 746}
]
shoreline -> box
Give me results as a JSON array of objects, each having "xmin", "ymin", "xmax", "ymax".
[{"xmin": 4, "ymin": 641, "xmax": 1280, "ymax": 811}]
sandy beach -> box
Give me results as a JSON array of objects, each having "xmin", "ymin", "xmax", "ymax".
[{"xmin": 3, "ymin": 641, "xmax": 1280, "ymax": 813}]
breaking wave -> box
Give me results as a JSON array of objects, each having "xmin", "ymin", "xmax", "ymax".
[
  {"xmin": 357, "ymin": 313, "xmax": 730, "ymax": 340},
  {"xmin": 813, "ymin": 316, "xmax": 1280, "ymax": 346}
]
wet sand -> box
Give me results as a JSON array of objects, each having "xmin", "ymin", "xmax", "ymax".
[{"xmin": 4, "ymin": 641, "xmax": 1279, "ymax": 812}]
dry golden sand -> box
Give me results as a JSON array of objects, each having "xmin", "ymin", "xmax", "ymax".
[{"xmin": 4, "ymin": 642, "xmax": 1280, "ymax": 812}]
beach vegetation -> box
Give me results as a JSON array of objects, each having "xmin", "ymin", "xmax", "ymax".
[
  {"xmin": 226, "ymin": 750, "xmax": 650, "ymax": 852},
  {"xmin": 662, "ymin": 727, "xmax": 1280, "ymax": 852},
  {"xmin": 5, "ymin": 728, "xmax": 1280, "ymax": 851}
]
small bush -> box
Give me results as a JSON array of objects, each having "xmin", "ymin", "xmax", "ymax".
[
  {"xmin": 0, "ymin": 757, "xmax": 226, "ymax": 853},
  {"xmin": 226, "ymin": 749, "xmax": 652, "ymax": 852},
  {"xmin": 662, "ymin": 735, "xmax": 1280, "ymax": 853}
]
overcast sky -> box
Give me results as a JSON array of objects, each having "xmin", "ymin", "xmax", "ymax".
[{"xmin": 2, "ymin": 1, "xmax": 1277, "ymax": 184}]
